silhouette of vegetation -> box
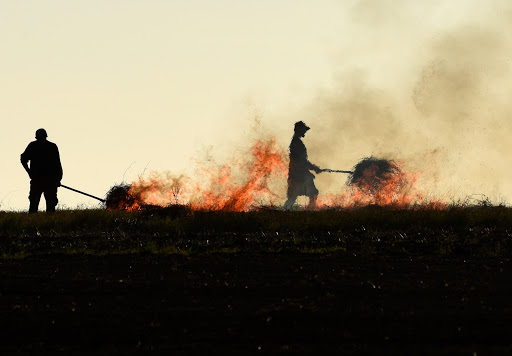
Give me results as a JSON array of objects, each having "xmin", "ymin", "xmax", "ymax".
[
  {"xmin": 2, "ymin": 204, "xmax": 512, "ymax": 355},
  {"xmin": 1, "ymin": 204, "xmax": 511, "ymax": 258},
  {"xmin": 105, "ymin": 184, "xmax": 136, "ymax": 210}
]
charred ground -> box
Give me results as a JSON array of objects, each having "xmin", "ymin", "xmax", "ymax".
[{"xmin": 1, "ymin": 206, "xmax": 512, "ymax": 354}]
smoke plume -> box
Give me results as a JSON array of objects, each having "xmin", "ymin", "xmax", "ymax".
[{"xmin": 294, "ymin": 0, "xmax": 512, "ymax": 204}]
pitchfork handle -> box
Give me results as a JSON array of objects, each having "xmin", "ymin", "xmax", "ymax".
[
  {"xmin": 60, "ymin": 184, "xmax": 106, "ymax": 203},
  {"xmin": 322, "ymin": 169, "xmax": 354, "ymax": 174}
]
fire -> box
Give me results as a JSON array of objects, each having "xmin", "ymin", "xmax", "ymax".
[
  {"xmin": 130, "ymin": 173, "xmax": 189, "ymax": 207},
  {"xmin": 105, "ymin": 184, "xmax": 141, "ymax": 211},
  {"xmin": 350, "ymin": 159, "xmax": 414, "ymax": 206},
  {"xmin": 191, "ymin": 138, "xmax": 287, "ymax": 211},
  {"xmin": 105, "ymin": 141, "xmax": 445, "ymax": 211},
  {"xmin": 317, "ymin": 158, "xmax": 445, "ymax": 209},
  {"xmin": 106, "ymin": 137, "xmax": 288, "ymax": 211}
]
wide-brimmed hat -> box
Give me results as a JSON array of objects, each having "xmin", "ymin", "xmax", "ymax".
[{"xmin": 294, "ymin": 121, "xmax": 310, "ymax": 132}]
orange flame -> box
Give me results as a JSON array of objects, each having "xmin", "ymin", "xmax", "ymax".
[
  {"xmin": 317, "ymin": 161, "xmax": 445, "ymax": 209},
  {"xmin": 109, "ymin": 137, "xmax": 445, "ymax": 211},
  {"xmin": 192, "ymin": 138, "xmax": 287, "ymax": 211},
  {"xmin": 119, "ymin": 137, "xmax": 287, "ymax": 211}
]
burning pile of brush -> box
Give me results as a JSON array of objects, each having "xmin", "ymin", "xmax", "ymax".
[
  {"xmin": 343, "ymin": 156, "xmax": 416, "ymax": 207},
  {"xmin": 105, "ymin": 184, "xmax": 139, "ymax": 210},
  {"xmin": 348, "ymin": 157, "xmax": 401, "ymax": 191}
]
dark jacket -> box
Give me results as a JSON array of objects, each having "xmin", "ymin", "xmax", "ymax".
[
  {"xmin": 21, "ymin": 140, "xmax": 63, "ymax": 181},
  {"xmin": 288, "ymin": 135, "xmax": 318, "ymax": 183}
]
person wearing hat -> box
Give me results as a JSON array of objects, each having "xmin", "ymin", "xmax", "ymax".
[
  {"xmin": 20, "ymin": 129, "xmax": 63, "ymax": 213},
  {"xmin": 284, "ymin": 121, "xmax": 322, "ymax": 209}
]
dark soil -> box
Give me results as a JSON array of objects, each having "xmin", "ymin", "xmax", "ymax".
[{"xmin": 2, "ymin": 252, "xmax": 512, "ymax": 355}]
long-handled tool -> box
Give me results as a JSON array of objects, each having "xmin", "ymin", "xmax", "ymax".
[
  {"xmin": 321, "ymin": 169, "xmax": 354, "ymax": 174},
  {"xmin": 60, "ymin": 184, "xmax": 106, "ymax": 203}
]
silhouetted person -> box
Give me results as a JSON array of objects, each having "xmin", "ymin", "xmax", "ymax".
[
  {"xmin": 284, "ymin": 121, "xmax": 322, "ymax": 209},
  {"xmin": 21, "ymin": 129, "xmax": 63, "ymax": 213}
]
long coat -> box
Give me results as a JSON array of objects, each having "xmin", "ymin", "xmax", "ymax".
[{"xmin": 287, "ymin": 135, "xmax": 318, "ymax": 197}]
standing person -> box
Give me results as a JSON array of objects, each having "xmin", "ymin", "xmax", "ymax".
[
  {"xmin": 20, "ymin": 129, "xmax": 63, "ymax": 213},
  {"xmin": 284, "ymin": 121, "xmax": 322, "ymax": 209}
]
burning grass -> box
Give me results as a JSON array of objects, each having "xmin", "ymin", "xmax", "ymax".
[
  {"xmin": 103, "ymin": 137, "xmax": 287, "ymax": 212},
  {"xmin": 103, "ymin": 141, "xmax": 443, "ymax": 211}
]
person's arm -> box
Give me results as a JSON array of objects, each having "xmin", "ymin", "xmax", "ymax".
[
  {"xmin": 20, "ymin": 147, "xmax": 32, "ymax": 179},
  {"xmin": 308, "ymin": 161, "xmax": 322, "ymax": 174},
  {"xmin": 304, "ymin": 143, "xmax": 322, "ymax": 173},
  {"xmin": 55, "ymin": 146, "xmax": 63, "ymax": 185}
]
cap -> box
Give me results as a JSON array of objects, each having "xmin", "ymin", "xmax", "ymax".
[{"xmin": 35, "ymin": 128, "xmax": 48, "ymax": 139}]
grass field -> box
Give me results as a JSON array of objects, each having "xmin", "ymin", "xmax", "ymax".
[
  {"xmin": 1, "ymin": 204, "xmax": 511, "ymax": 258},
  {"xmin": 1, "ymin": 205, "xmax": 512, "ymax": 354}
]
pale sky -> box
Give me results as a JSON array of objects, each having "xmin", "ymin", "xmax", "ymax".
[{"xmin": 2, "ymin": 0, "xmax": 511, "ymax": 211}]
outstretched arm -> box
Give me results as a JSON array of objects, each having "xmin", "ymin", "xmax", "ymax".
[{"xmin": 308, "ymin": 161, "xmax": 322, "ymax": 174}]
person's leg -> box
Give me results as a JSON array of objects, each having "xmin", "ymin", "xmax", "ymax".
[
  {"xmin": 306, "ymin": 194, "xmax": 318, "ymax": 209},
  {"xmin": 284, "ymin": 195, "xmax": 297, "ymax": 209},
  {"xmin": 306, "ymin": 180, "xmax": 319, "ymax": 209},
  {"xmin": 284, "ymin": 180, "xmax": 300, "ymax": 209},
  {"xmin": 29, "ymin": 180, "xmax": 43, "ymax": 213},
  {"xmin": 43, "ymin": 182, "xmax": 59, "ymax": 213}
]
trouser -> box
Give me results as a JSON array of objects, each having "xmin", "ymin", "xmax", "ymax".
[{"xmin": 29, "ymin": 179, "xmax": 59, "ymax": 213}]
